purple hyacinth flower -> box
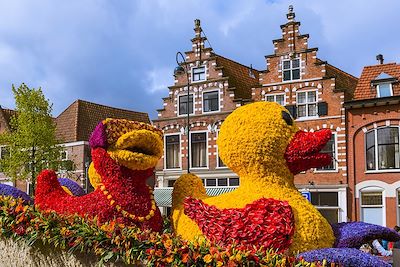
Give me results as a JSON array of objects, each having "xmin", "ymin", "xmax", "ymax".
[
  {"xmin": 332, "ymin": 221, "xmax": 400, "ymax": 248},
  {"xmin": 58, "ymin": 178, "xmax": 86, "ymax": 196},
  {"xmin": 299, "ymin": 248, "xmax": 391, "ymax": 267},
  {"xmin": 0, "ymin": 184, "xmax": 33, "ymax": 204}
]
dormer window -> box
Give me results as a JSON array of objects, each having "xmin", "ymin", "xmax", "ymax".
[
  {"xmin": 192, "ymin": 66, "xmax": 206, "ymax": 82},
  {"xmin": 376, "ymin": 83, "xmax": 392, "ymax": 97},
  {"xmin": 372, "ymin": 72, "xmax": 396, "ymax": 98},
  {"xmin": 282, "ymin": 58, "xmax": 300, "ymax": 81}
]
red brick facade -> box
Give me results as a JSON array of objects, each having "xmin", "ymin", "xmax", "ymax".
[
  {"xmin": 153, "ymin": 8, "xmax": 358, "ymax": 222},
  {"xmin": 345, "ymin": 61, "xmax": 400, "ymax": 227}
]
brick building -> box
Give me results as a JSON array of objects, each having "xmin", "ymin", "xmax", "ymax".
[
  {"xmin": 251, "ymin": 6, "xmax": 358, "ymax": 223},
  {"xmin": 0, "ymin": 99, "xmax": 150, "ymax": 193},
  {"xmin": 153, "ymin": 7, "xmax": 359, "ymax": 222},
  {"xmin": 345, "ymin": 56, "xmax": 400, "ymax": 227},
  {"xmin": 152, "ymin": 20, "xmax": 260, "ymax": 212}
]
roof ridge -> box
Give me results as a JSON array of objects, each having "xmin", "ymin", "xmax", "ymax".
[
  {"xmin": 362, "ymin": 62, "xmax": 398, "ymax": 69},
  {"xmin": 76, "ymin": 99, "xmax": 148, "ymax": 115}
]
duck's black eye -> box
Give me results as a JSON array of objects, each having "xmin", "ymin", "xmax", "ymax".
[{"xmin": 282, "ymin": 111, "xmax": 293, "ymax": 125}]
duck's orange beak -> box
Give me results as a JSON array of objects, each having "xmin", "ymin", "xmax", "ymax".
[{"xmin": 284, "ymin": 129, "xmax": 332, "ymax": 175}]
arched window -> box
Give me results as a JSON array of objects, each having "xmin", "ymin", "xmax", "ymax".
[
  {"xmin": 365, "ymin": 126, "xmax": 400, "ymax": 171},
  {"xmin": 360, "ymin": 187, "xmax": 384, "ymax": 226}
]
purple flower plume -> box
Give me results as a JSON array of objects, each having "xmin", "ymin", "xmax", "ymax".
[
  {"xmin": 0, "ymin": 184, "xmax": 33, "ymax": 204},
  {"xmin": 299, "ymin": 248, "xmax": 391, "ymax": 267},
  {"xmin": 58, "ymin": 178, "xmax": 86, "ymax": 196},
  {"xmin": 332, "ymin": 221, "xmax": 400, "ymax": 248}
]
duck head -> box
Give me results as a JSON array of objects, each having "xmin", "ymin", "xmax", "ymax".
[
  {"xmin": 217, "ymin": 102, "xmax": 332, "ymax": 181},
  {"xmin": 89, "ymin": 118, "xmax": 163, "ymax": 171}
]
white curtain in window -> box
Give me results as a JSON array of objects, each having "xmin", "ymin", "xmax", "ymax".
[
  {"xmin": 192, "ymin": 142, "xmax": 206, "ymax": 167},
  {"xmin": 362, "ymin": 207, "xmax": 383, "ymax": 226}
]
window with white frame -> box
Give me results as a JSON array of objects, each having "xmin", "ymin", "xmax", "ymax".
[
  {"xmin": 201, "ymin": 178, "xmax": 239, "ymax": 187},
  {"xmin": 165, "ymin": 135, "xmax": 180, "ymax": 169},
  {"xmin": 191, "ymin": 132, "xmax": 207, "ymax": 168},
  {"xmin": 178, "ymin": 94, "xmax": 194, "ymax": 115},
  {"xmin": 311, "ymin": 192, "xmax": 339, "ymax": 224},
  {"xmin": 360, "ymin": 190, "xmax": 384, "ymax": 226},
  {"xmin": 60, "ymin": 151, "xmax": 68, "ymax": 161},
  {"xmin": 376, "ymin": 83, "xmax": 393, "ymax": 98},
  {"xmin": 316, "ymin": 134, "xmax": 336, "ymax": 171},
  {"xmin": 216, "ymin": 130, "xmax": 226, "ymax": 168},
  {"xmin": 282, "ymin": 58, "xmax": 300, "ymax": 81},
  {"xmin": 366, "ymin": 127, "xmax": 400, "ymax": 171},
  {"xmin": 203, "ymin": 91, "xmax": 219, "ymax": 112},
  {"xmin": 192, "ymin": 66, "xmax": 206, "ymax": 82},
  {"xmin": 266, "ymin": 94, "xmax": 285, "ymax": 106},
  {"xmin": 297, "ymin": 91, "xmax": 317, "ymax": 118}
]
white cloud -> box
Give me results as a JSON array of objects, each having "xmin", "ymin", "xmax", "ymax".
[{"xmin": 145, "ymin": 67, "xmax": 174, "ymax": 94}]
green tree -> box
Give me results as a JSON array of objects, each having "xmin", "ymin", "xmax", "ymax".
[{"xmin": 0, "ymin": 83, "xmax": 64, "ymax": 196}]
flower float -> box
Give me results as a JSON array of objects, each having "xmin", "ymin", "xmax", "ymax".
[
  {"xmin": 172, "ymin": 102, "xmax": 400, "ymax": 266},
  {"xmin": 35, "ymin": 119, "xmax": 164, "ymax": 232}
]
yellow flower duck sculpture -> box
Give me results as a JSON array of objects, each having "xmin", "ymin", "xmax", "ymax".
[{"xmin": 172, "ymin": 102, "xmax": 399, "ymax": 266}]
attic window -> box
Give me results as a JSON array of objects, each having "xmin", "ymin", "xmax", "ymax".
[
  {"xmin": 192, "ymin": 66, "xmax": 206, "ymax": 82},
  {"xmin": 372, "ymin": 72, "xmax": 396, "ymax": 98},
  {"xmin": 376, "ymin": 83, "xmax": 392, "ymax": 97}
]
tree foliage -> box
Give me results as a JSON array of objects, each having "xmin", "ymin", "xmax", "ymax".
[{"xmin": 0, "ymin": 84, "xmax": 66, "ymax": 195}]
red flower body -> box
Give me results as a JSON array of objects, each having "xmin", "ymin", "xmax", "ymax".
[
  {"xmin": 34, "ymin": 147, "xmax": 162, "ymax": 232},
  {"xmin": 184, "ymin": 197, "xmax": 294, "ymax": 251}
]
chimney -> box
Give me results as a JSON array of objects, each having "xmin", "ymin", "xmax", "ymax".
[{"xmin": 376, "ymin": 54, "xmax": 384, "ymax": 64}]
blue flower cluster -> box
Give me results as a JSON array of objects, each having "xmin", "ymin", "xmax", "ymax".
[
  {"xmin": 58, "ymin": 178, "xmax": 86, "ymax": 196},
  {"xmin": 299, "ymin": 248, "xmax": 391, "ymax": 267},
  {"xmin": 0, "ymin": 184, "xmax": 33, "ymax": 204},
  {"xmin": 332, "ymin": 221, "xmax": 400, "ymax": 248}
]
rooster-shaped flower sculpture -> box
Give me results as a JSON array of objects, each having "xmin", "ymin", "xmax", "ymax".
[
  {"xmin": 172, "ymin": 102, "xmax": 399, "ymax": 266},
  {"xmin": 35, "ymin": 119, "xmax": 164, "ymax": 232}
]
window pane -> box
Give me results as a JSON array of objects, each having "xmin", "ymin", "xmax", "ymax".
[
  {"xmin": 366, "ymin": 147, "xmax": 376, "ymax": 170},
  {"xmin": 218, "ymin": 178, "xmax": 228, "ymax": 186},
  {"xmin": 179, "ymin": 95, "xmax": 193, "ymax": 115},
  {"xmin": 298, "ymin": 105, "xmax": 306, "ymax": 117},
  {"xmin": 166, "ymin": 135, "xmax": 180, "ymax": 169},
  {"xmin": 366, "ymin": 131, "xmax": 375, "ymax": 149},
  {"xmin": 191, "ymin": 133, "xmax": 207, "ymax": 167},
  {"xmin": 308, "ymin": 104, "xmax": 317, "ymax": 116},
  {"xmin": 292, "ymin": 59, "xmax": 300, "ymax": 68},
  {"xmin": 378, "ymin": 83, "xmax": 392, "ymax": 97},
  {"xmin": 192, "ymin": 67, "xmax": 205, "ymax": 81},
  {"xmin": 206, "ymin": 179, "xmax": 216, "ymax": 187},
  {"xmin": 292, "ymin": 69, "xmax": 300, "ymax": 80},
  {"xmin": 283, "ymin": 70, "xmax": 291, "ymax": 81},
  {"xmin": 378, "ymin": 127, "xmax": 399, "ymax": 145},
  {"xmin": 377, "ymin": 127, "xmax": 399, "ymax": 169},
  {"xmin": 307, "ymin": 91, "xmax": 316, "ymax": 102},
  {"xmin": 318, "ymin": 209, "xmax": 339, "ymax": 224},
  {"xmin": 361, "ymin": 192, "xmax": 383, "ymax": 205},
  {"xmin": 229, "ymin": 178, "xmax": 239, "ymax": 186},
  {"xmin": 218, "ymin": 156, "xmax": 226, "ymax": 167},
  {"xmin": 283, "ymin": 60, "xmax": 290, "ymax": 69},
  {"xmin": 316, "ymin": 135, "xmax": 335, "ymax": 170},
  {"xmin": 266, "ymin": 95, "xmax": 274, "ymax": 102},
  {"xmin": 362, "ymin": 207, "xmax": 383, "ymax": 226},
  {"xmin": 297, "ymin": 92, "xmax": 306, "ymax": 104},
  {"xmin": 167, "ymin": 180, "xmax": 176, "ymax": 187},
  {"xmin": 203, "ymin": 91, "xmax": 219, "ymax": 112},
  {"xmin": 276, "ymin": 95, "xmax": 285, "ymax": 106}
]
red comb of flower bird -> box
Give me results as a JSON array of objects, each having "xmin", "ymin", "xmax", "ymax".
[{"xmin": 284, "ymin": 129, "xmax": 332, "ymax": 175}]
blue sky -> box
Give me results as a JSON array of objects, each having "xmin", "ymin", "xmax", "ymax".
[{"xmin": 0, "ymin": 0, "xmax": 399, "ymax": 119}]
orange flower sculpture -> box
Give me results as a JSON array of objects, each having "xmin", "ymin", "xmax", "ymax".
[{"xmin": 35, "ymin": 119, "xmax": 164, "ymax": 232}]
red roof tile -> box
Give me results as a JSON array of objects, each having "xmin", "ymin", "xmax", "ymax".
[{"xmin": 354, "ymin": 63, "xmax": 400, "ymax": 100}]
